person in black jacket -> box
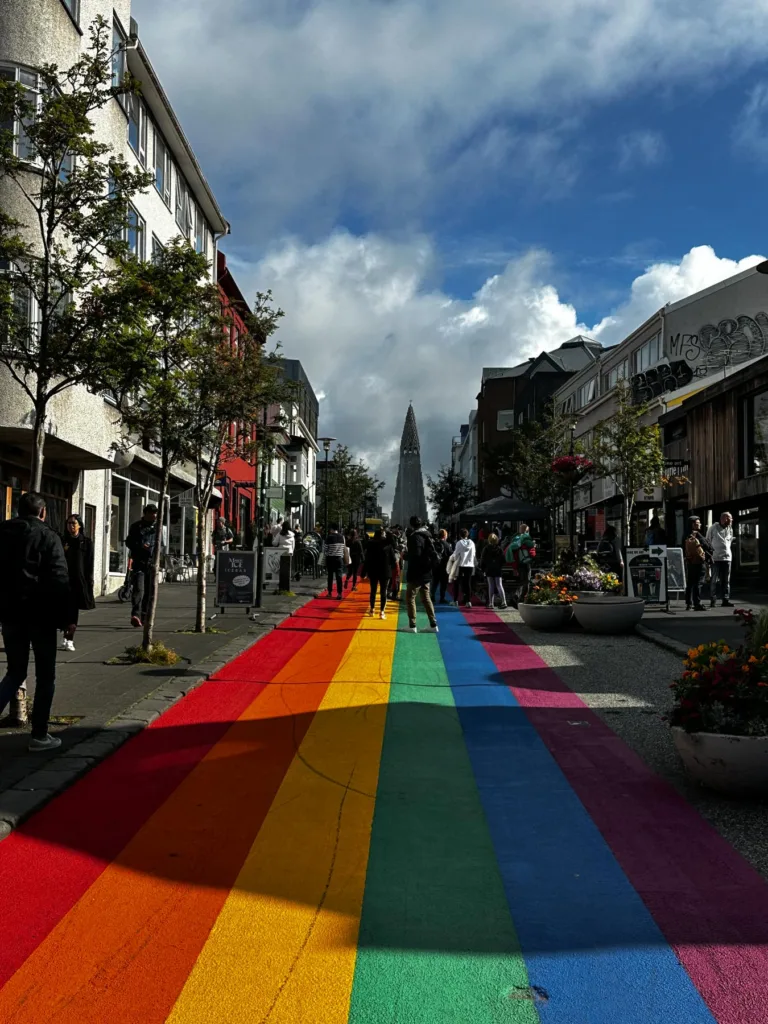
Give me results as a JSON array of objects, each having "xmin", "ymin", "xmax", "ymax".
[
  {"xmin": 364, "ymin": 529, "xmax": 396, "ymax": 618},
  {"xmin": 480, "ymin": 533, "xmax": 508, "ymax": 609},
  {"xmin": 405, "ymin": 516, "xmax": 439, "ymax": 634},
  {"xmin": 59, "ymin": 513, "xmax": 95, "ymax": 652},
  {"xmin": 433, "ymin": 529, "xmax": 453, "ymax": 604},
  {"xmin": 0, "ymin": 492, "xmax": 72, "ymax": 750},
  {"xmin": 125, "ymin": 504, "xmax": 158, "ymax": 627},
  {"xmin": 324, "ymin": 523, "xmax": 345, "ymax": 599},
  {"xmin": 344, "ymin": 529, "xmax": 364, "ymax": 591}
]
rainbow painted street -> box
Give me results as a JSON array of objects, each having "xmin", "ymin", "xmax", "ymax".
[{"xmin": 2, "ymin": 589, "xmax": 768, "ymax": 1024}]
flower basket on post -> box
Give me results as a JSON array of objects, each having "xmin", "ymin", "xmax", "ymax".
[
  {"xmin": 550, "ymin": 454, "xmax": 594, "ymax": 485},
  {"xmin": 668, "ymin": 608, "xmax": 768, "ymax": 793}
]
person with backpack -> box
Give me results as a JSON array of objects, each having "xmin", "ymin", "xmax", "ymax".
[
  {"xmin": 684, "ymin": 515, "xmax": 712, "ymax": 611},
  {"xmin": 480, "ymin": 533, "xmax": 508, "ymax": 609},
  {"xmin": 0, "ymin": 492, "xmax": 72, "ymax": 750},
  {"xmin": 433, "ymin": 529, "xmax": 454, "ymax": 603},
  {"xmin": 404, "ymin": 516, "xmax": 439, "ymax": 633},
  {"xmin": 506, "ymin": 523, "xmax": 536, "ymax": 602}
]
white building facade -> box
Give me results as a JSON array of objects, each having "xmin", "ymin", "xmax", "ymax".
[{"xmin": 0, "ymin": 0, "xmax": 229, "ymax": 592}]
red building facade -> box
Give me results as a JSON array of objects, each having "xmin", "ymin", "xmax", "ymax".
[{"xmin": 216, "ymin": 251, "xmax": 257, "ymax": 547}]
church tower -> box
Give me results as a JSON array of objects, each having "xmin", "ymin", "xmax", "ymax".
[{"xmin": 391, "ymin": 404, "xmax": 429, "ymax": 526}]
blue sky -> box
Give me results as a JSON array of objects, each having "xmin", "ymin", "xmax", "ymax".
[{"xmin": 131, "ymin": 0, "xmax": 768, "ymax": 502}]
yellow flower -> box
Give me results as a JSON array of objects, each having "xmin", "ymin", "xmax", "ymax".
[{"xmin": 688, "ymin": 649, "xmax": 697, "ymax": 658}]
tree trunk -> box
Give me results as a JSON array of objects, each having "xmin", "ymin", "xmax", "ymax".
[
  {"xmin": 142, "ymin": 456, "xmax": 171, "ymax": 650},
  {"xmin": 195, "ymin": 507, "xmax": 207, "ymax": 633},
  {"xmin": 30, "ymin": 403, "xmax": 47, "ymax": 492},
  {"xmin": 622, "ymin": 494, "xmax": 631, "ymax": 595}
]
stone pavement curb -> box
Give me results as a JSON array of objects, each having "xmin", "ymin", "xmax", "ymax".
[
  {"xmin": 634, "ymin": 623, "xmax": 690, "ymax": 658},
  {"xmin": 0, "ymin": 585, "xmax": 324, "ymax": 838}
]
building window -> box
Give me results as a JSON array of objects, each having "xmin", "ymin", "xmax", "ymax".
[
  {"xmin": 576, "ymin": 377, "xmax": 596, "ymax": 409},
  {"xmin": 112, "ymin": 18, "xmax": 127, "ymax": 91},
  {"xmin": 0, "ymin": 65, "xmax": 41, "ymax": 162},
  {"xmin": 60, "ymin": 0, "xmax": 80, "ymax": 22},
  {"xmin": 151, "ymin": 234, "xmax": 164, "ymax": 263},
  {"xmin": 633, "ymin": 333, "xmax": 663, "ymax": 373},
  {"xmin": 154, "ymin": 132, "xmax": 171, "ymax": 206},
  {"xmin": 175, "ymin": 173, "xmax": 192, "ymax": 235},
  {"xmin": 601, "ymin": 358, "xmax": 628, "ymax": 394},
  {"xmin": 194, "ymin": 204, "xmax": 208, "ymax": 255},
  {"xmin": 127, "ymin": 94, "xmax": 147, "ymax": 165},
  {"xmin": 745, "ymin": 389, "xmax": 768, "ymax": 476},
  {"xmin": 126, "ymin": 206, "xmax": 145, "ymax": 259}
]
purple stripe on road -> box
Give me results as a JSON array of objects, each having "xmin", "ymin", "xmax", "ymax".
[{"xmin": 467, "ymin": 608, "xmax": 768, "ymax": 1024}]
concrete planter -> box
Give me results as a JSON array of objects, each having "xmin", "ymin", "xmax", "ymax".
[
  {"xmin": 519, "ymin": 602, "xmax": 573, "ymax": 631},
  {"xmin": 671, "ymin": 727, "xmax": 768, "ymax": 794},
  {"xmin": 573, "ymin": 595, "xmax": 644, "ymax": 633},
  {"xmin": 575, "ymin": 591, "xmax": 619, "ymax": 600}
]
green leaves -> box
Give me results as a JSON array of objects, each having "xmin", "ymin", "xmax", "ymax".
[
  {"xmin": 490, "ymin": 408, "xmax": 575, "ymax": 508},
  {"xmin": 316, "ymin": 444, "xmax": 382, "ymax": 528},
  {"xmin": 426, "ymin": 466, "xmax": 476, "ymax": 521}
]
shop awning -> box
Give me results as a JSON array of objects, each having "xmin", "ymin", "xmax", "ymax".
[
  {"xmin": 0, "ymin": 426, "xmax": 114, "ymax": 470},
  {"xmin": 458, "ymin": 496, "xmax": 550, "ymax": 522}
]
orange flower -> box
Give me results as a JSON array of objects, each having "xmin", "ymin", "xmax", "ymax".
[
  {"xmin": 742, "ymin": 665, "xmax": 751, "ymax": 673},
  {"xmin": 749, "ymin": 656, "xmax": 759, "ymax": 664}
]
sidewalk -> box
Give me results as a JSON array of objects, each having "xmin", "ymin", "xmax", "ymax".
[
  {"xmin": 641, "ymin": 590, "xmax": 767, "ymax": 652},
  {"xmin": 0, "ymin": 573, "xmax": 325, "ymax": 831}
]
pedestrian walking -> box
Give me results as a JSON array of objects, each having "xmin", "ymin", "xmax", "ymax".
[
  {"xmin": 364, "ymin": 528, "xmax": 396, "ymax": 618},
  {"xmin": 344, "ymin": 529, "xmax": 364, "ymax": 591},
  {"xmin": 683, "ymin": 516, "xmax": 712, "ymax": 611},
  {"xmin": 0, "ymin": 492, "xmax": 72, "ymax": 750},
  {"xmin": 404, "ymin": 517, "xmax": 439, "ymax": 633},
  {"xmin": 448, "ymin": 528, "xmax": 476, "ymax": 607},
  {"xmin": 480, "ymin": 533, "xmax": 507, "ymax": 609},
  {"xmin": 213, "ymin": 518, "xmax": 234, "ymax": 555},
  {"xmin": 324, "ymin": 523, "xmax": 345, "ymax": 599},
  {"xmin": 125, "ymin": 504, "xmax": 158, "ymax": 628},
  {"xmin": 706, "ymin": 512, "xmax": 734, "ymax": 608},
  {"xmin": 645, "ymin": 515, "xmax": 667, "ymax": 547},
  {"xmin": 433, "ymin": 529, "xmax": 453, "ymax": 603},
  {"xmin": 59, "ymin": 513, "xmax": 95, "ymax": 652},
  {"xmin": 506, "ymin": 523, "xmax": 536, "ymax": 603}
]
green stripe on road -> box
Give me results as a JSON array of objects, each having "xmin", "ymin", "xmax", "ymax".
[{"xmin": 348, "ymin": 603, "xmax": 539, "ymax": 1024}]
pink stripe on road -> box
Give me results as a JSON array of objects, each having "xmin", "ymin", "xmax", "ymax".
[{"xmin": 467, "ymin": 608, "xmax": 768, "ymax": 1024}]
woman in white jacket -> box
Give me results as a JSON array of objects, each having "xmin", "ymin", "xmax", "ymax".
[
  {"xmin": 447, "ymin": 529, "xmax": 476, "ymax": 607},
  {"xmin": 275, "ymin": 521, "xmax": 295, "ymax": 556}
]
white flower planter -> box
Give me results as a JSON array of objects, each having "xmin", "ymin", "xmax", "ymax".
[
  {"xmin": 671, "ymin": 727, "xmax": 768, "ymax": 794},
  {"xmin": 573, "ymin": 595, "xmax": 644, "ymax": 633},
  {"xmin": 518, "ymin": 603, "xmax": 573, "ymax": 631}
]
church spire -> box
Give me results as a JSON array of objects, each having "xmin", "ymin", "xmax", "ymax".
[
  {"xmin": 400, "ymin": 403, "xmax": 420, "ymax": 455},
  {"xmin": 391, "ymin": 405, "xmax": 428, "ymax": 525}
]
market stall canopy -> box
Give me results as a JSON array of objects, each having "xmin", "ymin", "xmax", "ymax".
[{"xmin": 458, "ymin": 496, "xmax": 549, "ymax": 522}]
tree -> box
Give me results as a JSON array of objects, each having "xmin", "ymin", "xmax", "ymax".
[
  {"xmin": 426, "ymin": 466, "xmax": 476, "ymax": 523},
  {"xmin": 316, "ymin": 444, "xmax": 382, "ymax": 529},
  {"xmin": 490, "ymin": 408, "xmax": 575, "ymax": 512},
  {"xmin": 589, "ymin": 379, "xmax": 664, "ymax": 547},
  {"xmin": 185, "ymin": 292, "xmax": 295, "ymax": 632},
  {"xmin": 0, "ymin": 17, "xmax": 154, "ymax": 489}
]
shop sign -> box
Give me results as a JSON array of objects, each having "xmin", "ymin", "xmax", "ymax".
[{"xmin": 216, "ymin": 551, "xmax": 256, "ymax": 607}]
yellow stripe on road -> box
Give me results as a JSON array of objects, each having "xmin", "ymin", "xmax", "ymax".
[{"xmin": 166, "ymin": 613, "xmax": 396, "ymax": 1024}]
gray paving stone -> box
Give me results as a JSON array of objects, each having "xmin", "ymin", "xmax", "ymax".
[
  {"xmin": 14, "ymin": 767, "xmax": 88, "ymax": 791},
  {"xmin": 0, "ymin": 788, "xmax": 55, "ymax": 826}
]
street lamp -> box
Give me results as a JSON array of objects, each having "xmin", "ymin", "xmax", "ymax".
[
  {"xmin": 569, "ymin": 418, "xmax": 578, "ymax": 554},
  {"xmin": 318, "ymin": 436, "xmax": 336, "ymax": 535}
]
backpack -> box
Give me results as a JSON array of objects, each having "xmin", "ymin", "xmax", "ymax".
[
  {"xmin": 684, "ymin": 534, "xmax": 705, "ymax": 564},
  {"xmin": 426, "ymin": 537, "xmax": 442, "ymax": 574}
]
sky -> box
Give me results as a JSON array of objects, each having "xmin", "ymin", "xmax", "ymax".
[{"xmin": 131, "ymin": 0, "xmax": 768, "ymax": 509}]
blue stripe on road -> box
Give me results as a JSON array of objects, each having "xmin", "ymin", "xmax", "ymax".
[{"xmin": 435, "ymin": 607, "xmax": 715, "ymax": 1024}]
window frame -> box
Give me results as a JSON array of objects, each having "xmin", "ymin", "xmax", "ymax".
[
  {"xmin": 127, "ymin": 92, "xmax": 147, "ymax": 166},
  {"xmin": 112, "ymin": 16, "xmax": 128, "ymax": 104},
  {"xmin": 153, "ymin": 131, "xmax": 172, "ymax": 207},
  {"xmin": 175, "ymin": 171, "xmax": 193, "ymax": 236},
  {"xmin": 0, "ymin": 64, "xmax": 42, "ymax": 164},
  {"xmin": 59, "ymin": 0, "xmax": 82, "ymax": 28},
  {"xmin": 744, "ymin": 388, "xmax": 768, "ymax": 477},
  {"xmin": 125, "ymin": 205, "xmax": 146, "ymax": 260},
  {"xmin": 151, "ymin": 234, "xmax": 164, "ymax": 264}
]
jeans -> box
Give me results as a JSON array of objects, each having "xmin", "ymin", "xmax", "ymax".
[
  {"xmin": 684, "ymin": 562, "xmax": 704, "ymax": 608},
  {"xmin": 710, "ymin": 561, "xmax": 731, "ymax": 604},
  {"xmin": 0, "ymin": 619, "xmax": 58, "ymax": 738},
  {"xmin": 326, "ymin": 557, "xmax": 343, "ymax": 597},
  {"xmin": 487, "ymin": 576, "xmax": 506, "ymax": 607},
  {"xmin": 406, "ymin": 581, "xmax": 436, "ymax": 627},
  {"xmin": 345, "ymin": 561, "xmax": 361, "ymax": 588},
  {"xmin": 368, "ymin": 573, "xmax": 388, "ymax": 612},
  {"xmin": 454, "ymin": 567, "xmax": 473, "ymax": 605},
  {"xmin": 436, "ymin": 566, "xmax": 450, "ymax": 602},
  {"xmin": 131, "ymin": 566, "xmax": 153, "ymax": 620}
]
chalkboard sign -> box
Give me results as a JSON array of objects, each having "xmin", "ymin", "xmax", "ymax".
[
  {"xmin": 665, "ymin": 547, "xmax": 686, "ymax": 594},
  {"xmin": 216, "ymin": 551, "xmax": 256, "ymax": 606}
]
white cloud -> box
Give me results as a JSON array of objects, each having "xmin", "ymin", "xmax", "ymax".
[
  {"xmin": 232, "ymin": 237, "xmax": 764, "ymax": 509},
  {"xmin": 617, "ymin": 130, "xmax": 666, "ymax": 170},
  {"xmin": 734, "ymin": 81, "xmax": 768, "ymax": 160},
  {"xmin": 130, "ymin": 0, "xmax": 768, "ymax": 240}
]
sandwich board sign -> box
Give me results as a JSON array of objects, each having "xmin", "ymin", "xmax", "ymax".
[
  {"xmin": 216, "ymin": 551, "xmax": 256, "ymax": 608},
  {"xmin": 626, "ymin": 546, "xmax": 668, "ymax": 607},
  {"xmin": 665, "ymin": 548, "xmax": 686, "ymax": 596}
]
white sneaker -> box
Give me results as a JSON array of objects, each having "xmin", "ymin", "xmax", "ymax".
[
  {"xmin": 60, "ymin": 638, "xmax": 75, "ymax": 652},
  {"xmin": 379, "ymin": 611, "xmax": 387, "ymax": 620},
  {"xmin": 405, "ymin": 625, "xmax": 418, "ymax": 633},
  {"xmin": 424, "ymin": 624, "xmax": 439, "ymax": 633},
  {"xmin": 29, "ymin": 734, "xmax": 62, "ymax": 752}
]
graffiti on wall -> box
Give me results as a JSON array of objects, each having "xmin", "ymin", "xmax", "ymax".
[{"xmin": 631, "ymin": 312, "xmax": 768, "ymax": 404}]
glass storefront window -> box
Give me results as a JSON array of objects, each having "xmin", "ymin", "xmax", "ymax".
[
  {"xmin": 110, "ymin": 476, "xmax": 128, "ymax": 573},
  {"xmin": 745, "ymin": 390, "xmax": 768, "ymax": 475},
  {"xmin": 738, "ymin": 511, "xmax": 760, "ymax": 568}
]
